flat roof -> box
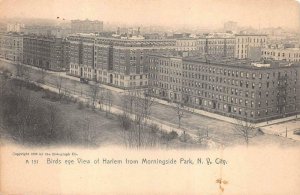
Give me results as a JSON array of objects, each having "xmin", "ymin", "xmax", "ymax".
[
  {"xmin": 235, "ymin": 34, "xmax": 267, "ymax": 36},
  {"xmin": 184, "ymin": 56, "xmax": 298, "ymax": 69},
  {"xmin": 148, "ymin": 52, "xmax": 299, "ymax": 69}
]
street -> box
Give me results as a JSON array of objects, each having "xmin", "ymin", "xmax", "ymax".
[{"xmin": 1, "ymin": 59, "xmax": 300, "ymax": 147}]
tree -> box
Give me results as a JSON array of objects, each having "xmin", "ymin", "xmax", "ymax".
[
  {"xmin": 37, "ymin": 64, "xmax": 47, "ymax": 84},
  {"xmin": 104, "ymin": 89, "xmax": 113, "ymax": 117},
  {"xmin": 16, "ymin": 64, "xmax": 31, "ymax": 88},
  {"xmin": 196, "ymin": 128, "xmax": 209, "ymax": 145},
  {"xmin": 72, "ymin": 81, "xmax": 77, "ymax": 95},
  {"xmin": 118, "ymin": 113, "xmax": 132, "ymax": 131},
  {"xmin": 46, "ymin": 104, "xmax": 63, "ymax": 139},
  {"xmin": 173, "ymin": 102, "xmax": 185, "ymax": 128},
  {"xmin": 89, "ymin": 84, "xmax": 99, "ymax": 110},
  {"xmin": 132, "ymin": 89, "xmax": 156, "ymax": 147},
  {"xmin": 234, "ymin": 119, "xmax": 258, "ymax": 147},
  {"xmin": 55, "ymin": 74, "xmax": 63, "ymax": 98},
  {"xmin": 122, "ymin": 89, "xmax": 136, "ymax": 114},
  {"xmin": 120, "ymin": 88, "xmax": 156, "ymax": 148}
]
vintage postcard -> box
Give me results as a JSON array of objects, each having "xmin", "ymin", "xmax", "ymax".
[{"xmin": 0, "ymin": 0, "xmax": 300, "ymax": 194}]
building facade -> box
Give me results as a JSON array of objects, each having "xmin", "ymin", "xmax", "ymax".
[
  {"xmin": 224, "ymin": 21, "xmax": 238, "ymax": 33},
  {"xmin": 261, "ymin": 47, "xmax": 300, "ymax": 62},
  {"xmin": 148, "ymin": 54, "xmax": 300, "ymax": 122},
  {"xmin": 71, "ymin": 19, "xmax": 103, "ymax": 34},
  {"xmin": 235, "ymin": 34, "xmax": 267, "ymax": 59},
  {"xmin": 68, "ymin": 34, "xmax": 176, "ymax": 88},
  {"xmin": 0, "ymin": 32, "xmax": 23, "ymax": 62},
  {"xmin": 199, "ymin": 37, "xmax": 235, "ymax": 58},
  {"xmin": 7, "ymin": 23, "xmax": 25, "ymax": 33},
  {"xmin": 23, "ymin": 35, "xmax": 70, "ymax": 71},
  {"xmin": 174, "ymin": 36, "xmax": 235, "ymax": 58},
  {"xmin": 175, "ymin": 38, "xmax": 198, "ymax": 52}
]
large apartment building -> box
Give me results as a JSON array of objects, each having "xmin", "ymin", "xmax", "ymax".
[
  {"xmin": 23, "ymin": 35, "xmax": 70, "ymax": 71},
  {"xmin": 0, "ymin": 32, "xmax": 23, "ymax": 62},
  {"xmin": 235, "ymin": 34, "xmax": 267, "ymax": 59},
  {"xmin": 148, "ymin": 53, "xmax": 300, "ymax": 122},
  {"xmin": 68, "ymin": 34, "xmax": 176, "ymax": 88}
]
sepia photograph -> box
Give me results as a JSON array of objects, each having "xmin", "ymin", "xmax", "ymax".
[{"xmin": 0, "ymin": 0, "xmax": 299, "ymax": 194}]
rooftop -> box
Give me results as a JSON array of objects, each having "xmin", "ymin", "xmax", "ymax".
[
  {"xmin": 148, "ymin": 52, "xmax": 299, "ymax": 69},
  {"xmin": 235, "ymin": 34, "xmax": 267, "ymax": 36},
  {"xmin": 184, "ymin": 56, "xmax": 298, "ymax": 69}
]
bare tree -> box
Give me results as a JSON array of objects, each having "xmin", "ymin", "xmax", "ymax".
[
  {"xmin": 72, "ymin": 81, "xmax": 77, "ymax": 95},
  {"xmin": 104, "ymin": 89, "xmax": 113, "ymax": 117},
  {"xmin": 120, "ymin": 88, "xmax": 156, "ymax": 148},
  {"xmin": 89, "ymin": 84, "xmax": 99, "ymax": 110},
  {"xmin": 84, "ymin": 116, "xmax": 91, "ymax": 146},
  {"xmin": 118, "ymin": 113, "xmax": 132, "ymax": 131},
  {"xmin": 173, "ymin": 102, "xmax": 185, "ymax": 128},
  {"xmin": 132, "ymin": 89, "xmax": 156, "ymax": 148},
  {"xmin": 141, "ymin": 89, "xmax": 156, "ymax": 123},
  {"xmin": 196, "ymin": 128, "xmax": 209, "ymax": 145},
  {"xmin": 234, "ymin": 119, "xmax": 258, "ymax": 147},
  {"xmin": 37, "ymin": 65, "xmax": 46, "ymax": 84},
  {"xmin": 16, "ymin": 63, "xmax": 26, "ymax": 78},
  {"xmin": 55, "ymin": 74, "xmax": 63, "ymax": 98},
  {"xmin": 122, "ymin": 89, "xmax": 136, "ymax": 114},
  {"xmin": 46, "ymin": 105, "xmax": 63, "ymax": 139},
  {"xmin": 16, "ymin": 64, "xmax": 31, "ymax": 89}
]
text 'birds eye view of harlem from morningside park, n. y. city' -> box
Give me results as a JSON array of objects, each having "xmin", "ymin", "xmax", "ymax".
[{"xmin": 0, "ymin": 0, "xmax": 300, "ymax": 149}]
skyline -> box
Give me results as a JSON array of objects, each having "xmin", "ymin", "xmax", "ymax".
[{"xmin": 0, "ymin": 0, "xmax": 299, "ymax": 30}]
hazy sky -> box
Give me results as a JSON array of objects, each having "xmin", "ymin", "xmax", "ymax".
[{"xmin": 0, "ymin": 0, "xmax": 299, "ymax": 29}]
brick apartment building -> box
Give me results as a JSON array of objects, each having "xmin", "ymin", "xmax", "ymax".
[
  {"xmin": 23, "ymin": 35, "xmax": 70, "ymax": 71},
  {"xmin": 0, "ymin": 32, "xmax": 23, "ymax": 62},
  {"xmin": 68, "ymin": 34, "xmax": 176, "ymax": 88},
  {"xmin": 148, "ymin": 53, "xmax": 300, "ymax": 122}
]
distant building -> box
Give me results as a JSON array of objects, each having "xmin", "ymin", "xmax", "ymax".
[
  {"xmin": 175, "ymin": 38, "xmax": 198, "ymax": 52},
  {"xmin": 235, "ymin": 34, "xmax": 267, "ymax": 59},
  {"xmin": 23, "ymin": 35, "xmax": 70, "ymax": 71},
  {"xmin": 224, "ymin": 21, "xmax": 238, "ymax": 33},
  {"xmin": 198, "ymin": 37, "xmax": 235, "ymax": 58},
  {"xmin": 262, "ymin": 47, "xmax": 300, "ymax": 62},
  {"xmin": 71, "ymin": 19, "xmax": 103, "ymax": 34},
  {"xmin": 0, "ymin": 32, "xmax": 23, "ymax": 62},
  {"xmin": 0, "ymin": 23, "xmax": 6, "ymax": 33},
  {"xmin": 50, "ymin": 27, "xmax": 72, "ymax": 38},
  {"xmin": 7, "ymin": 23, "xmax": 25, "ymax": 33},
  {"xmin": 144, "ymin": 33, "xmax": 162, "ymax": 40},
  {"xmin": 173, "ymin": 34, "xmax": 235, "ymax": 58},
  {"xmin": 68, "ymin": 34, "xmax": 176, "ymax": 88},
  {"xmin": 23, "ymin": 25, "xmax": 53, "ymax": 36}
]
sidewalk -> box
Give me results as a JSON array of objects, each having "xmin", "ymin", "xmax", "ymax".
[
  {"xmin": 2, "ymin": 58, "xmax": 298, "ymax": 128},
  {"xmin": 260, "ymin": 119, "xmax": 300, "ymax": 141}
]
